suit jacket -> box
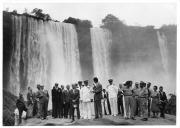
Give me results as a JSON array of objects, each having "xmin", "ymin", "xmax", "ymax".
[
  {"xmin": 93, "ymin": 82, "xmax": 102, "ymax": 101},
  {"xmin": 117, "ymin": 89, "xmax": 123, "ymax": 99},
  {"xmin": 159, "ymin": 91, "xmax": 167, "ymax": 104},
  {"xmin": 70, "ymin": 89, "xmax": 80, "ymax": 104},
  {"xmin": 52, "ymin": 87, "xmax": 59, "ymax": 102},
  {"xmin": 64, "ymin": 89, "xmax": 70, "ymax": 103},
  {"xmin": 58, "ymin": 88, "xmax": 64, "ymax": 105}
]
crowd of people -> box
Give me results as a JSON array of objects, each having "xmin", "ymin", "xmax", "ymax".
[
  {"xmin": 16, "ymin": 77, "xmax": 173, "ymax": 124},
  {"xmin": 16, "ymin": 84, "xmax": 49, "ymax": 124}
]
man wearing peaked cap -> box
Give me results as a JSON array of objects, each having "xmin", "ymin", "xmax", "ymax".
[
  {"xmin": 79, "ymin": 81, "xmax": 84, "ymax": 119},
  {"xmin": 107, "ymin": 78, "xmax": 118, "ymax": 116},
  {"xmin": 84, "ymin": 80, "xmax": 88, "ymax": 84},
  {"xmin": 139, "ymin": 81, "xmax": 148, "ymax": 121},
  {"xmin": 82, "ymin": 80, "xmax": 92, "ymax": 119},
  {"xmin": 108, "ymin": 79, "xmax": 113, "ymax": 82},
  {"xmin": 122, "ymin": 80, "xmax": 135, "ymax": 120}
]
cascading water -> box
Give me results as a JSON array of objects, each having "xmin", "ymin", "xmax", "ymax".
[
  {"xmin": 90, "ymin": 28, "xmax": 112, "ymax": 87},
  {"xmin": 157, "ymin": 31, "xmax": 170, "ymax": 87},
  {"xmin": 9, "ymin": 15, "xmax": 82, "ymax": 97}
]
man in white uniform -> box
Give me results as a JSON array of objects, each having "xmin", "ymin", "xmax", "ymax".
[
  {"xmin": 79, "ymin": 81, "xmax": 85, "ymax": 119},
  {"xmin": 106, "ymin": 79, "xmax": 118, "ymax": 116},
  {"xmin": 81, "ymin": 80, "xmax": 92, "ymax": 119}
]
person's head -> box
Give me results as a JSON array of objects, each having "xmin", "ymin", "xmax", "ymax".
[
  {"xmin": 78, "ymin": 81, "xmax": 82, "ymax": 86},
  {"xmin": 61, "ymin": 85, "xmax": 64, "ymax": 90},
  {"xmin": 93, "ymin": 77, "xmax": 98, "ymax": 83},
  {"xmin": 55, "ymin": 83, "xmax": 58, "ymax": 87},
  {"xmin": 119, "ymin": 84, "xmax": 123, "ymax": 89},
  {"xmin": 159, "ymin": 86, "xmax": 163, "ymax": 92},
  {"xmin": 66, "ymin": 85, "xmax": 70, "ymax": 90},
  {"xmin": 140, "ymin": 81, "xmax": 144, "ymax": 89},
  {"xmin": 19, "ymin": 93, "xmax": 23, "ymax": 98},
  {"xmin": 40, "ymin": 85, "xmax": 44, "ymax": 90},
  {"xmin": 75, "ymin": 83, "xmax": 78, "ymax": 88},
  {"xmin": 108, "ymin": 79, "xmax": 113, "ymax": 85},
  {"xmin": 37, "ymin": 84, "xmax": 40, "ymax": 90},
  {"xmin": 135, "ymin": 82, "xmax": 139, "ymax": 88},
  {"xmin": 125, "ymin": 81, "xmax": 132, "ymax": 88},
  {"xmin": 103, "ymin": 89, "xmax": 106, "ymax": 92},
  {"xmin": 147, "ymin": 82, "xmax": 151, "ymax": 88},
  {"xmin": 153, "ymin": 86, "xmax": 158, "ymax": 91},
  {"xmin": 72, "ymin": 84, "xmax": 76, "ymax": 89},
  {"xmin": 144, "ymin": 83, "xmax": 147, "ymax": 88},
  {"xmin": 84, "ymin": 80, "xmax": 88, "ymax": 86}
]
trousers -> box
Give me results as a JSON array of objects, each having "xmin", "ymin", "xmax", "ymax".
[
  {"xmin": 139, "ymin": 98, "xmax": 148, "ymax": 118},
  {"xmin": 133, "ymin": 97, "xmax": 140, "ymax": 116},
  {"xmin": 124, "ymin": 96, "xmax": 134, "ymax": 118},
  {"xmin": 101, "ymin": 99, "xmax": 109, "ymax": 115},
  {"xmin": 83, "ymin": 102, "xmax": 92, "ymax": 119},
  {"xmin": 109, "ymin": 97, "xmax": 118, "ymax": 116},
  {"xmin": 64, "ymin": 102, "xmax": 70, "ymax": 118},
  {"xmin": 94, "ymin": 100, "xmax": 102, "ymax": 118},
  {"xmin": 70, "ymin": 103, "xmax": 80, "ymax": 121},
  {"xmin": 117, "ymin": 97, "xmax": 124, "ymax": 115}
]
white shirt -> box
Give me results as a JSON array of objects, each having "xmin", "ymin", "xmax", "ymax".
[
  {"xmin": 107, "ymin": 84, "xmax": 118, "ymax": 98},
  {"xmin": 81, "ymin": 86, "xmax": 91, "ymax": 102}
]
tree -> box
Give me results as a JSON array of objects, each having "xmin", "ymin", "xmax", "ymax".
[
  {"xmin": 31, "ymin": 8, "xmax": 51, "ymax": 20},
  {"xmin": 11, "ymin": 10, "xmax": 17, "ymax": 14},
  {"xmin": 101, "ymin": 14, "xmax": 125, "ymax": 33}
]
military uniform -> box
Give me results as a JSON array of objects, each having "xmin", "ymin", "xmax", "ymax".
[
  {"xmin": 132, "ymin": 87, "xmax": 140, "ymax": 116},
  {"xmin": 123, "ymin": 87, "xmax": 134, "ymax": 119},
  {"xmin": 139, "ymin": 87, "xmax": 148, "ymax": 120},
  {"xmin": 107, "ymin": 84, "xmax": 118, "ymax": 116}
]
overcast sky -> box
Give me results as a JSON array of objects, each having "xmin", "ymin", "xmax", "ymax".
[{"xmin": 3, "ymin": 3, "xmax": 176, "ymax": 28}]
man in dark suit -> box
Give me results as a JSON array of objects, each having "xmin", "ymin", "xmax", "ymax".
[
  {"xmin": 64, "ymin": 85, "xmax": 71, "ymax": 118},
  {"xmin": 52, "ymin": 83, "xmax": 59, "ymax": 118},
  {"xmin": 93, "ymin": 77, "xmax": 103, "ymax": 119},
  {"xmin": 61, "ymin": 85, "xmax": 65, "ymax": 118},
  {"xmin": 70, "ymin": 83, "xmax": 80, "ymax": 122},
  {"xmin": 57, "ymin": 86, "xmax": 63, "ymax": 118},
  {"xmin": 159, "ymin": 86, "xmax": 167, "ymax": 118},
  {"xmin": 51, "ymin": 86, "xmax": 55, "ymax": 118}
]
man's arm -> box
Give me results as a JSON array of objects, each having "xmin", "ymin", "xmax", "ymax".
[{"xmin": 75, "ymin": 90, "xmax": 80, "ymax": 102}]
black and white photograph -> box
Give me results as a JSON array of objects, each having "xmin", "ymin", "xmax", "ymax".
[{"xmin": 1, "ymin": 0, "xmax": 179, "ymax": 126}]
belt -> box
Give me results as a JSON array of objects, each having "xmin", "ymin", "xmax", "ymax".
[
  {"xmin": 139, "ymin": 97, "xmax": 147, "ymax": 98},
  {"xmin": 124, "ymin": 95, "xmax": 132, "ymax": 96}
]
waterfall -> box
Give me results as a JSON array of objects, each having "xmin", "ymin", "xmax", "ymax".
[
  {"xmin": 90, "ymin": 28, "xmax": 112, "ymax": 87},
  {"xmin": 157, "ymin": 31, "xmax": 170, "ymax": 86},
  {"xmin": 9, "ymin": 15, "xmax": 82, "ymax": 96}
]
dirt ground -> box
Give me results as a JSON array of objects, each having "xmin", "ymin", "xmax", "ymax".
[{"xmin": 21, "ymin": 114, "xmax": 176, "ymax": 126}]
